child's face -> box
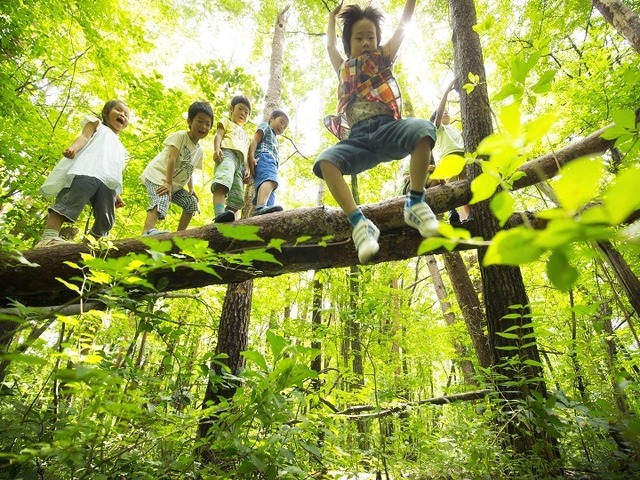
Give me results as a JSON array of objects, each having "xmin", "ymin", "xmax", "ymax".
[
  {"xmin": 105, "ymin": 102, "xmax": 130, "ymax": 134},
  {"xmin": 188, "ymin": 112, "xmax": 213, "ymax": 141},
  {"xmin": 349, "ymin": 18, "xmax": 378, "ymax": 58},
  {"xmin": 230, "ymin": 103, "xmax": 250, "ymax": 126},
  {"xmin": 269, "ymin": 115, "xmax": 289, "ymax": 136},
  {"xmin": 442, "ymin": 109, "xmax": 451, "ymax": 125}
]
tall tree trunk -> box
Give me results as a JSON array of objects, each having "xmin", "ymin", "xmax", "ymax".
[
  {"xmin": 442, "ymin": 252, "xmax": 492, "ymax": 369},
  {"xmin": 592, "ymin": 0, "xmax": 640, "ymax": 54},
  {"xmin": 197, "ymin": 280, "xmax": 252, "ymax": 459},
  {"xmin": 425, "ymin": 255, "xmax": 476, "ymax": 384},
  {"xmin": 449, "ymin": 0, "xmax": 555, "ymax": 459},
  {"xmin": 596, "ymin": 240, "xmax": 640, "ymax": 323},
  {"xmin": 197, "ymin": 6, "xmax": 288, "ymax": 461}
]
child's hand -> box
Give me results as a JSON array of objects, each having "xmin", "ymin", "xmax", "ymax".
[
  {"xmin": 115, "ymin": 195, "xmax": 125, "ymax": 208},
  {"xmin": 331, "ymin": 0, "xmax": 343, "ymax": 16},
  {"xmin": 156, "ymin": 182, "xmax": 173, "ymax": 199},
  {"xmin": 243, "ymin": 167, "xmax": 251, "ymax": 184},
  {"xmin": 247, "ymin": 155, "xmax": 256, "ymax": 177},
  {"xmin": 214, "ymin": 148, "xmax": 223, "ymax": 164},
  {"xmin": 190, "ymin": 190, "xmax": 198, "ymax": 201},
  {"xmin": 63, "ymin": 148, "xmax": 76, "ymax": 159}
]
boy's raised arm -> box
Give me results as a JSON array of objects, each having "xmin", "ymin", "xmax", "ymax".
[
  {"xmin": 327, "ymin": 1, "xmax": 344, "ymax": 74},
  {"xmin": 434, "ymin": 79, "xmax": 455, "ymax": 128},
  {"xmin": 386, "ymin": 0, "xmax": 417, "ymax": 60}
]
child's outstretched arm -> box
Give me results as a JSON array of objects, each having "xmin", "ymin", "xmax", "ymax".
[
  {"xmin": 213, "ymin": 123, "xmax": 225, "ymax": 164},
  {"xmin": 63, "ymin": 120, "xmax": 98, "ymax": 159},
  {"xmin": 327, "ymin": 1, "xmax": 344, "ymax": 74},
  {"xmin": 434, "ymin": 79, "xmax": 455, "ymax": 128},
  {"xmin": 247, "ymin": 129, "xmax": 265, "ymax": 178},
  {"xmin": 156, "ymin": 145, "xmax": 179, "ymax": 199},
  {"xmin": 386, "ymin": 0, "xmax": 417, "ymax": 60}
]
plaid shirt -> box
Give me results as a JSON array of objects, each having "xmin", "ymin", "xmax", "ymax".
[
  {"xmin": 255, "ymin": 122, "xmax": 279, "ymax": 163},
  {"xmin": 325, "ymin": 47, "xmax": 402, "ymax": 140}
]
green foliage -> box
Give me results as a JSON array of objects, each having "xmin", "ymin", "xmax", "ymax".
[{"xmin": 1, "ymin": 0, "xmax": 640, "ymax": 478}]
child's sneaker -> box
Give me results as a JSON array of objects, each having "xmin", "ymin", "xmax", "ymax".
[
  {"xmin": 214, "ymin": 210, "xmax": 236, "ymax": 223},
  {"xmin": 352, "ymin": 218, "xmax": 380, "ymax": 264},
  {"xmin": 35, "ymin": 236, "xmax": 73, "ymax": 249},
  {"xmin": 252, "ymin": 205, "xmax": 283, "ymax": 216},
  {"xmin": 142, "ymin": 228, "xmax": 171, "ymax": 237},
  {"xmin": 404, "ymin": 201, "xmax": 439, "ymax": 237}
]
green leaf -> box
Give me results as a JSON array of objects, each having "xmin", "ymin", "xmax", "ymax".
[
  {"xmin": 266, "ymin": 330, "xmax": 288, "ymax": 360},
  {"xmin": 511, "ymin": 55, "xmax": 531, "ymax": 84},
  {"xmin": 524, "ymin": 112, "xmax": 555, "ymax": 144},
  {"xmin": 417, "ymin": 236, "xmax": 458, "ymax": 255},
  {"xmin": 0, "ymin": 353, "xmax": 48, "ymax": 365},
  {"xmin": 241, "ymin": 350, "xmax": 268, "ymax": 371},
  {"xmin": 493, "ymin": 83, "xmax": 524, "ymax": 102},
  {"xmin": 612, "ymin": 109, "xmax": 637, "ymax": 130},
  {"xmin": 531, "ymin": 70, "xmax": 556, "ymax": 94},
  {"xmin": 215, "ymin": 224, "xmax": 263, "ymax": 241},
  {"xmin": 470, "ymin": 173, "xmax": 501, "ymax": 204},
  {"xmin": 56, "ymin": 278, "xmax": 81, "ymax": 293},
  {"xmin": 550, "ymin": 157, "xmax": 605, "ymax": 212},
  {"xmin": 602, "ymin": 167, "xmax": 640, "ymax": 224},
  {"xmin": 546, "ymin": 249, "xmax": 578, "ymax": 291},
  {"xmin": 499, "ymin": 101, "xmax": 521, "ymax": 137},
  {"xmin": 490, "ymin": 191, "xmax": 515, "ymax": 226},
  {"xmin": 430, "ymin": 154, "xmax": 466, "ymax": 179},
  {"xmin": 484, "ymin": 228, "xmax": 544, "ymax": 266}
]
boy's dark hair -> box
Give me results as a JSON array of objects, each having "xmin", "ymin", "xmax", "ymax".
[
  {"xmin": 101, "ymin": 100, "xmax": 128, "ymax": 124},
  {"xmin": 188, "ymin": 101, "xmax": 213, "ymax": 121},
  {"xmin": 231, "ymin": 95, "xmax": 251, "ymax": 113},
  {"xmin": 269, "ymin": 109, "xmax": 289, "ymax": 122},
  {"xmin": 339, "ymin": 4, "xmax": 384, "ymax": 57},
  {"xmin": 429, "ymin": 110, "xmax": 437, "ymax": 123}
]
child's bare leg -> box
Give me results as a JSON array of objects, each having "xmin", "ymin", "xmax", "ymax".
[
  {"xmin": 212, "ymin": 184, "xmax": 228, "ymax": 207},
  {"xmin": 404, "ymin": 137, "xmax": 439, "ymax": 237},
  {"xmin": 460, "ymin": 204, "xmax": 472, "ymax": 221},
  {"xmin": 142, "ymin": 207, "xmax": 159, "ymax": 233},
  {"xmin": 44, "ymin": 210, "xmax": 66, "ymax": 232},
  {"xmin": 319, "ymin": 161, "xmax": 379, "ymax": 264},
  {"xmin": 318, "ymin": 161, "xmax": 358, "ymax": 215},
  {"xmin": 256, "ymin": 181, "xmax": 277, "ymax": 206},
  {"xmin": 408, "ymin": 137, "xmax": 432, "ymax": 193},
  {"xmin": 177, "ymin": 212, "xmax": 193, "ymax": 231}
]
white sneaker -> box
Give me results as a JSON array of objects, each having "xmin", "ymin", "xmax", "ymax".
[
  {"xmin": 352, "ymin": 219, "xmax": 380, "ymax": 264},
  {"xmin": 35, "ymin": 236, "xmax": 73, "ymax": 249},
  {"xmin": 404, "ymin": 201, "xmax": 439, "ymax": 237}
]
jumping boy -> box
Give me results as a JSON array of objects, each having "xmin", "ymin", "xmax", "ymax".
[
  {"xmin": 211, "ymin": 95, "xmax": 252, "ymax": 223},
  {"xmin": 314, "ymin": 0, "xmax": 439, "ymax": 264}
]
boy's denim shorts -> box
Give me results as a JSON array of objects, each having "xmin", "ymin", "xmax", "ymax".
[
  {"xmin": 252, "ymin": 151, "xmax": 278, "ymax": 206},
  {"xmin": 313, "ymin": 115, "xmax": 436, "ymax": 178}
]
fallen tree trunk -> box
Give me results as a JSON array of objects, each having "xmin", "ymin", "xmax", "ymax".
[{"xmin": 0, "ymin": 126, "xmax": 616, "ymax": 308}]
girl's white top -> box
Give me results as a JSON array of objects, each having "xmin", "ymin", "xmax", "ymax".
[{"xmin": 40, "ymin": 116, "xmax": 128, "ymax": 197}]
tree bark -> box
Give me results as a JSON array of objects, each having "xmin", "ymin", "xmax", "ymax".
[
  {"xmin": 450, "ymin": 0, "xmax": 555, "ymax": 458},
  {"xmin": 592, "ymin": 0, "xmax": 640, "ymax": 54},
  {"xmin": 441, "ymin": 252, "xmax": 492, "ymax": 369},
  {"xmin": 197, "ymin": 281, "xmax": 252, "ymax": 445},
  {"xmin": 425, "ymin": 255, "xmax": 476, "ymax": 384}
]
